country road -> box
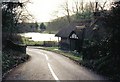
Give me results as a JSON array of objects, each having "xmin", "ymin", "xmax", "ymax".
[{"xmin": 5, "ymin": 46, "xmax": 106, "ymax": 80}]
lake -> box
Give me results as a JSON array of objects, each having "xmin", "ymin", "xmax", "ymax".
[{"xmin": 20, "ymin": 32, "xmax": 59, "ymax": 42}]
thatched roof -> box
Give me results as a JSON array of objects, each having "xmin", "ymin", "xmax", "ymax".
[
  {"xmin": 73, "ymin": 25, "xmax": 86, "ymax": 39},
  {"xmin": 55, "ymin": 20, "xmax": 91, "ymax": 38}
]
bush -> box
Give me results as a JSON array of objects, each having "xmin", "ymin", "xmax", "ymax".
[
  {"xmin": 2, "ymin": 48, "xmax": 29, "ymax": 78},
  {"xmin": 43, "ymin": 41, "xmax": 58, "ymax": 47},
  {"xmin": 81, "ymin": 1, "xmax": 120, "ymax": 80}
]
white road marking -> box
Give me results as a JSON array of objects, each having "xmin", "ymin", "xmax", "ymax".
[
  {"xmin": 48, "ymin": 63, "xmax": 59, "ymax": 81},
  {"xmin": 45, "ymin": 54, "xmax": 49, "ymax": 60},
  {"xmin": 44, "ymin": 53, "xmax": 59, "ymax": 81}
]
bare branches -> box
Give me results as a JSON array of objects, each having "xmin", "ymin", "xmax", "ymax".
[
  {"xmin": 98, "ymin": 1, "xmax": 107, "ymax": 10},
  {"xmin": 61, "ymin": 1, "xmax": 71, "ymax": 23},
  {"xmin": 89, "ymin": 1, "xmax": 95, "ymax": 12},
  {"xmin": 2, "ymin": 1, "xmax": 34, "ymax": 34}
]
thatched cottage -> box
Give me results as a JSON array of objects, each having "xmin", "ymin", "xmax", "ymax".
[
  {"xmin": 55, "ymin": 20, "xmax": 91, "ymax": 52},
  {"xmin": 55, "ymin": 13, "xmax": 107, "ymax": 53}
]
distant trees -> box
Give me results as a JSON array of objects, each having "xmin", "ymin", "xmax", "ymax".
[
  {"xmin": 35, "ymin": 22, "xmax": 39, "ymax": 31},
  {"xmin": 72, "ymin": 1, "xmax": 93, "ymax": 19},
  {"xmin": 73, "ymin": 1, "xmax": 108, "ymax": 20},
  {"xmin": 39, "ymin": 23, "xmax": 46, "ymax": 32},
  {"xmin": 61, "ymin": 1, "xmax": 109, "ymax": 21},
  {"xmin": 46, "ymin": 1, "xmax": 110, "ymax": 34},
  {"xmin": 59, "ymin": 1, "xmax": 95, "ymax": 22},
  {"xmin": 46, "ymin": 16, "xmax": 69, "ymax": 34}
]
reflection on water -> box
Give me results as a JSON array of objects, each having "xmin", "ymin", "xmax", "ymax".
[{"xmin": 20, "ymin": 32, "xmax": 60, "ymax": 42}]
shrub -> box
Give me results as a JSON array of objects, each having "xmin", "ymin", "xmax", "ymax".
[{"xmin": 43, "ymin": 41, "xmax": 58, "ymax": 47}]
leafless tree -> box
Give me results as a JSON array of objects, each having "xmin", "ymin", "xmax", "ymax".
[
  {"xmin": 72, "ymin": 0, "xmax": 84, "ymax": 14},
  {"xmin": 98, "ymin": 1, "xmax": 107, "ymax": 10},
  {"xmin": 63, "ymin": 1, "xmax": 71, "ymax": 23}
]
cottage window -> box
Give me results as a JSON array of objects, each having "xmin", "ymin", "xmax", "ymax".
[{"xmin": 70, "ymin": 33, "xmax": 78, "ymax": 39}]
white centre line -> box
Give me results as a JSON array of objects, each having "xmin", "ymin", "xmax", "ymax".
[
  {"xmin": 44, "ymin": 54, "xmax": 60, "ymax": 81},
  {"xmin": 45, "ymin": 54, "xmax": 49, "ymax": 60},
  {"xmin": 47, "ymin": 63, "xmax": 59, "ymax": 81}
]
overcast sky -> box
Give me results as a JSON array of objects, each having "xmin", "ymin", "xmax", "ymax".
[{"xmin": 24, "ymin": 0, "xmax": 118, "ymax": 22}]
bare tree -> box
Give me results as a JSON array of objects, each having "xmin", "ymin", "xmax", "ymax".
[
  {"xmin": 61, "ymin": 1, "xmax": 71, "ymax": 23},
  {"xmin": 55, "ymin": 0, "xmax": 108, "ymax": 22},
  {"xmin": 17, "ymin": 0, "xmax": 35, "ymax": 23},
  {"xmin": 64, "ymin": 1, "xmax": 71, "ymax": 23},
  {"xmin": 93, "ymin": 1, "xmax": 108, "ymax": 11},
  {"xmin": 89, "ymin": 1, "xmax": 95, "ymax": 12},
  {"xmin": 98, "ymin": 1, "xmax": 107, "ymax": 10},
  {"xmin": 72, "ymin": 0, "xmax": 84, "ymax": 14},
  {"xmin": 2, "ymin": 1, "xmax": 34, "ymax": 42}
]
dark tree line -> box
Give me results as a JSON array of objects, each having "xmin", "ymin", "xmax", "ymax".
[
  {"xmin": 2, "ymin": 2, "xmax": 23, "ymax": 46},
  {"xmin": 2, "ymin": 2, "xmax": 23, "ymax": 33},
  {"xmin": 82, "ymin": 1, "xmax": 120, "ymax": 80},
  {"xmin": 2, "ymin": 2, "xmax": 31, "ymax": 77},
  {"xmin": 2, "ymin": 1, "xmax": 33, "ymax": 46}
]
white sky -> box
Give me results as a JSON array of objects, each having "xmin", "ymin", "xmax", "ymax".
[
  {"xmin": 25, "ymin": 0, "xmax": 117, "ymax": 22},
  {"xmin": 26, "ymin": 0, "xmax": 67, "ymax": 22}
]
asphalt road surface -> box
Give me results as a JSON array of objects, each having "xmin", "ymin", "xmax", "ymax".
[{"xmin": 5, "ymin": 46, "xmax": 106, "ymax": 80}]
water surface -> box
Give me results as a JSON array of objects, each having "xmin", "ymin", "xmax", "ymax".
[{"xmin": 20, "ymin": 32, "xmax": 59, "ymax": 42}]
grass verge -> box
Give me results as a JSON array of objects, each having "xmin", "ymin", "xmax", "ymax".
[
  {"xmin": 39, "ymin": 47, "xmax": 82, "ymax": 62},
  {"xmin": 21, "ymin": 36, "xmax": 44, "ymax": 46},
  {"xmin": 21, "ymin": 36, "xmax": 58, "ymax": 46}
]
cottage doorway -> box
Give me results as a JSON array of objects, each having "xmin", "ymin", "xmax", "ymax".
[{"xmin": 70, "ymin": 39, "xmax": 79, "ymax": 51}]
